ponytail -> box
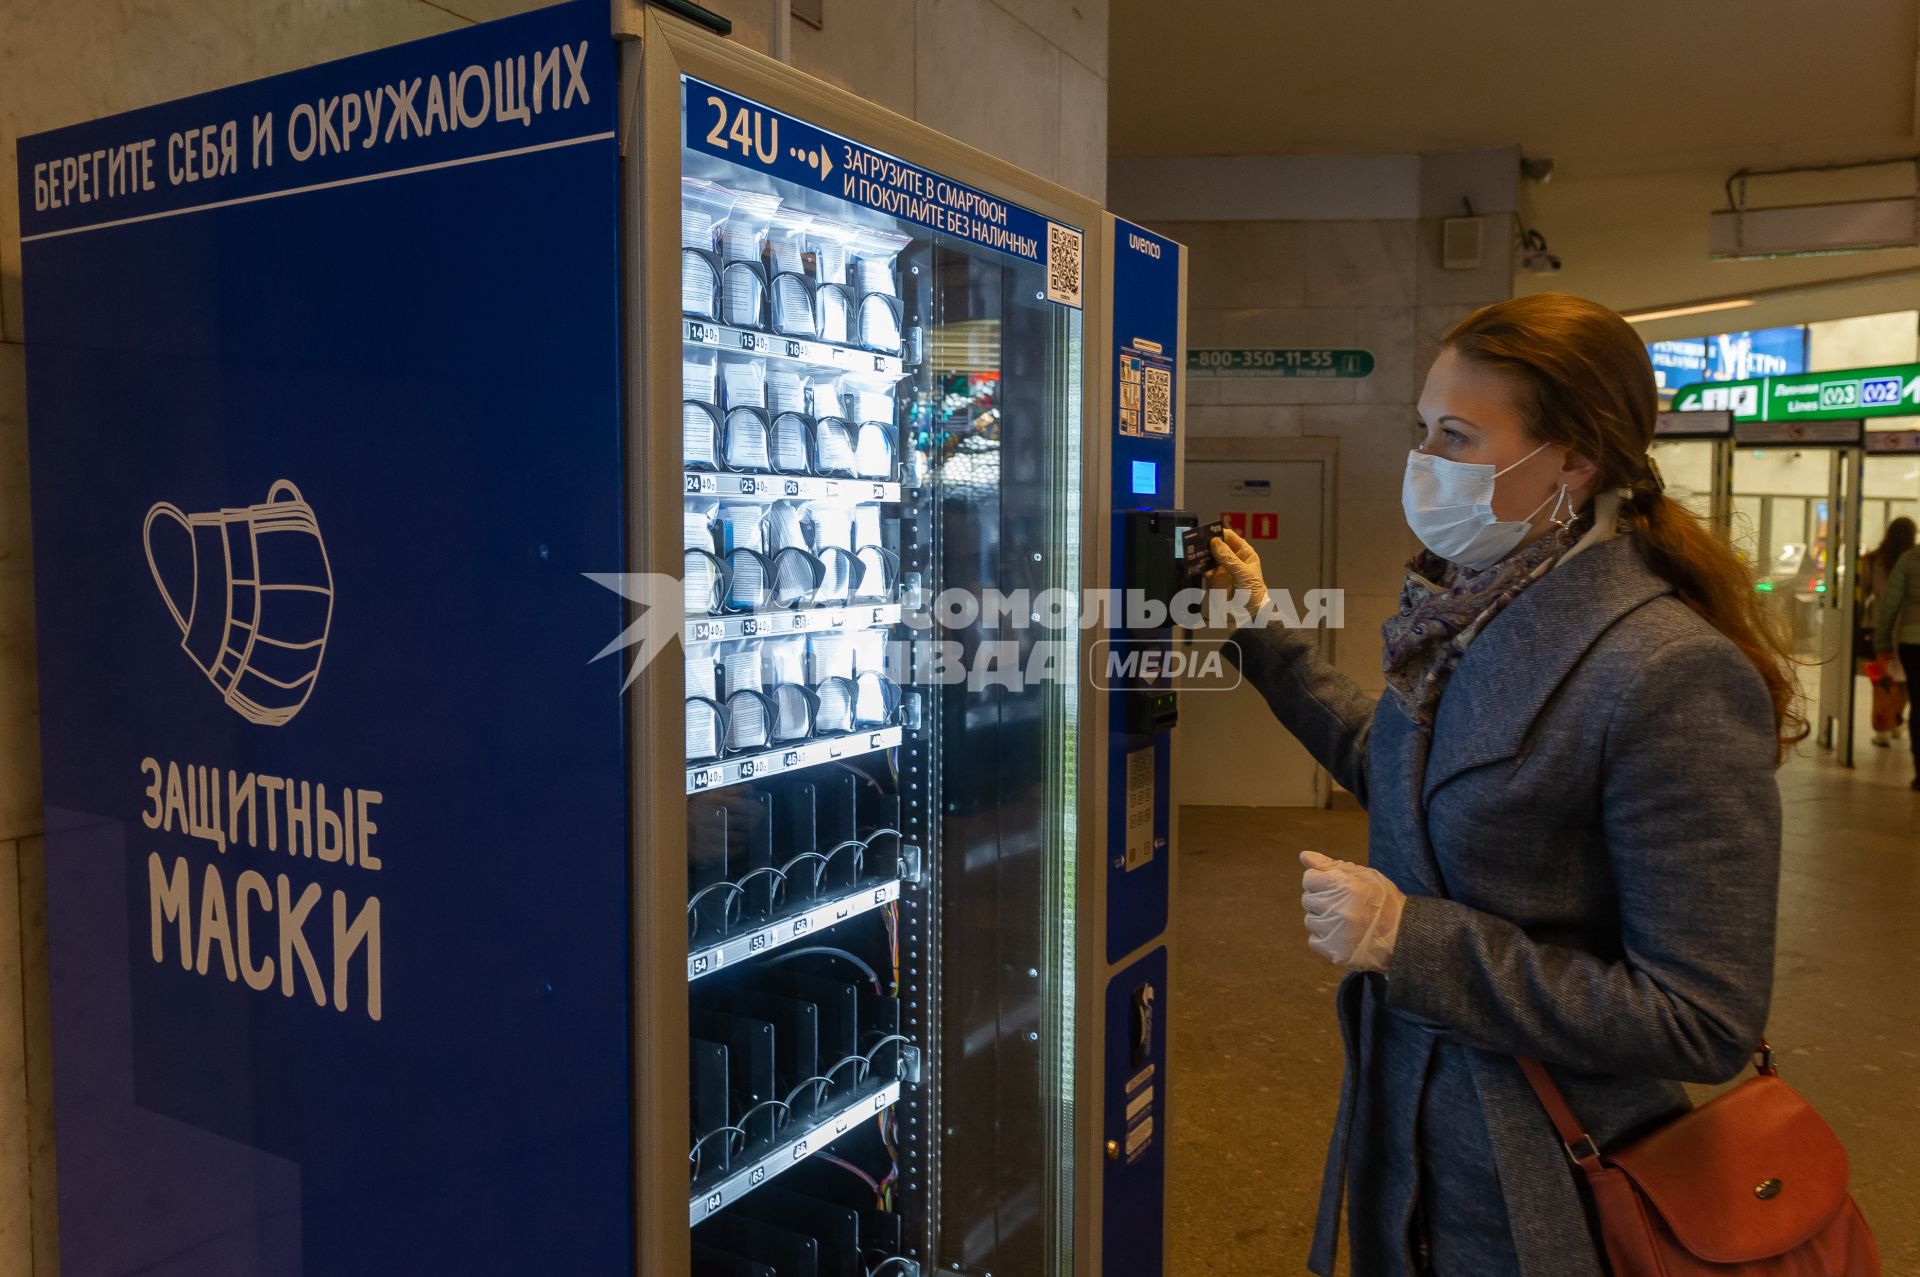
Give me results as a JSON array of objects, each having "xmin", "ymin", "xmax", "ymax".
[{"xmin": 1624, "ymin": 487, "xmax": 1808, "ymax": 752}]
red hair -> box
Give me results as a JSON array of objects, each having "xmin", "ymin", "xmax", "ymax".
[{"xmin": 1445, "ymin": 293, "xmax": 1806, "ymax": 750}]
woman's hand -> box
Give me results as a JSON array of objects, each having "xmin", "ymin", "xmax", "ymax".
[
  {"xmin": 1209, "ymin": 527, "xmax": 1269, "ymax": 611},
  {"xmin": 1300, "ymin": 850, "xmax": 1405, "ymax": 974}
]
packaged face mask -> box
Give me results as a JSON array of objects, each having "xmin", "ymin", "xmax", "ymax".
[
  {"xmin": 814, "ymin": 416, "xmax": 858, "ymax": 476},
  {"xmin": 852, "ymin": 670, "xmax": 898, "ymax": 727},
  {"xmin": 762, "ymin": 636, "xmax": 808, "ymax": 686},
  {"xmin": 809, "ymin": 632, "xmax": 854, "ymax": 684},
  {"xmin": 720, "ymin": 360, "xmax": 770, "ymax": 471},
  {"xmin": 765, "ymin": 502, "xmax": 812, "ymax": 553},
  {"xmin": 853, "ymin": 545, "xmax": 896, "ymax": 602},
  {"xmin": 851, "ymin": 503, "xmax": 885, "ymax": 550},
  {"xmin": 685, "ymin": 506, "xmax": 719, "ymax": 553},
  {"xmin": 683, "ymin": 354, "xmax": 720, "ymax": 469},
  {"xmin": 679, "ymin": 179, "xmax": 734, "ymax": 318},
  {"xmin": 718, "ymin": 641, "xmax": 764, "ymax": 697},
  {"xmin": 850, "ymin": 228, "xmax": 909, "ymax": 298},
  {"xmin": 807, "ymin": 504, "xmax": 854, "ymax": 554},
  {"xmin": 812, "ymin": 674, "xmax": 855, "ymax": 735},
  {"xmin": 717, "ymin": 505, "xmax": 766, "ymax": 555},
  {"xmin": 684, "ymin": 547, "xmax": 727, "ymax": 615},
  {"xmin": 768, "ymin": 208, "xmax": 818, "ymax": 338},
  {"xmin": 686, "ymin": 651, "xmax": 719, "ymax": 702},
  {"xmin": 715, "ymin": 189, "xmax": 780, "ymax": 262},
  {"xmin": 142, "ymin": 481, "xmax": 333, "ymax": 727},
  {"xmin": 850, "ymin": 628, "xmax": 888, "ymax": 675},
  {"xmin": 681, "ymin": 179, "xmax": 735, "ymax": 250},
  {"xmin": 841, "ymin": 378, "xmax": 895, "ymax": 427}
]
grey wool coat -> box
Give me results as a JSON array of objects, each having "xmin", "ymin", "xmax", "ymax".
[{"xmin": 1231, "ymin": 534, "xmax": 1782, "ymax": 1277}]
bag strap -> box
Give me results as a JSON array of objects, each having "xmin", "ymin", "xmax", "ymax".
[
  {"xmin": 1517, "ymin": 1043, "xmax": 1778, "ymax": 1174},
  {"xmin": 1516, "ymin": 1057, "xmax": 1604, "ymax": 1171}
]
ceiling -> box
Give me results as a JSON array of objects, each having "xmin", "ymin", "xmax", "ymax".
[{"xmin": 1109, "ymin": 0, "xmax": 1920, "ymax": 332}]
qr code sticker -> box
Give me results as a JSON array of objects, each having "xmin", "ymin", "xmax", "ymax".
[
  {"xmin": 1144, "ymin": 366, "xmax": 1172, "ymax": 434},
  {"xmin": 1046, "ymin": 222, "xmax": 1083, "ymax": 307}
]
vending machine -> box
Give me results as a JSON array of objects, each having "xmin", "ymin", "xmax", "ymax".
[{"xmin": 16, "ymin": 3, "xmax": 1186, "ymax": 1275}]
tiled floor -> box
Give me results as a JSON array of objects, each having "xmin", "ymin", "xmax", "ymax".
[{"xmin": 1167, "ymin": 699, "xmax": 1920, "ymax": 1275}]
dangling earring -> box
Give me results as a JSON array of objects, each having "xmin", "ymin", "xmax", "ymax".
[{"xmin": 1548, "ymin": 484, "xmax": 1574, "ymax": 528}]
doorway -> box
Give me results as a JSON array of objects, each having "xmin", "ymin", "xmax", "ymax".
[{"xmin": 1176, "ymin": 441, "xmax": 1334, "ymax": 807}]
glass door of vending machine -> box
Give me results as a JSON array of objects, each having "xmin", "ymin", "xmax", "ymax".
[{"xmin": 621, "ymin": 15, "xmax": 1105, "ymax": 1276}]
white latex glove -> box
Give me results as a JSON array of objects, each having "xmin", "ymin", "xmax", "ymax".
[
  {"xmin": 1299, "ymin": 850, "xmax": 1406, "ymax": 974},
  {"xmin": 1208, "ymin": 527, "xmax": 1268, "ymax": 610}
]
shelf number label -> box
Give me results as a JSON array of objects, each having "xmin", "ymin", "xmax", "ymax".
[
  {"xmin": 704, "ymin": 95, "xmax": 780, "ymax": 166},
  {"xmin": 692, "ymin": 768, "xmax": 719, "ymax": 790},
  {"xmin": 685, "ymin": 473, "xmax": 718, "ymax": 494},
  {"xmin": 783, "ymin": 750, "xmax": 802, "ymax": 768},
  {"xmin": 686, "ymin": 321, "xmax": 711, "ymax": 343},
  {"xmin": 705, "ymin": 1192, "xmax": 724, "ymax": 1214},
  {"xmin": 784, "ymin": 479, "xmax": 802, "ymax": 496},
  {"xmin": 791, "ymin": 1140, "xmax": 809, "ymax": 1160},
  {"xmin": 739, "ymin": 759, "xmax": 758, "ymax": 778}
]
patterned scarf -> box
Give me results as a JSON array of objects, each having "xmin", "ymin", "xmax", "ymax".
[{"xmin": 1381, "ymin": 517, "xmax": 1585, "ymax": 729}]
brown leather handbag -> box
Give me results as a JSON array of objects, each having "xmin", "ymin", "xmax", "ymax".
[{"xmin": 1517, "ymin": 1048, "xmax": 1880, "ymax": 1276}]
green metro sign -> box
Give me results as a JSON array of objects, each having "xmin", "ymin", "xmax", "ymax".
[{"xmin": 1670, "ymin": 361, "xmax": 1920, "ymax": 423}]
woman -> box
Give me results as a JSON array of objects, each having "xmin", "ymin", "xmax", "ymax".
[
  {"xmin": 1862, "ymin": 517, "xmax": 1914, "ymax": 750},
  {"xmin": 1210, "ymin": 293, "xmax": 1797, "ymax": 1276},
  {"xmin": 1872, "ymin": 518, "xmax": 1920, "ymax": 788}
]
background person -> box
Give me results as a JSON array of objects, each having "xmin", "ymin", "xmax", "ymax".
[
  {"xmin": 1208, "ymin": 293, "xmax": 1798, "ymax": 1277},
  {"xmin": 1861, "ymin": 517, "xmax": 1914, "ymax": 748},
  {"xmin": 1873, "ymin": 520, "xmax": 1920, "ymax": 790}
]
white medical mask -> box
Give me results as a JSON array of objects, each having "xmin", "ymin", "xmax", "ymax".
[{"xmin": 1401, "ymin": 442, "xmax": 1567, "ymax": 571}]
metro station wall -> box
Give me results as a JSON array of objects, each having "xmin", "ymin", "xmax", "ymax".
[
  {"xmin": 1135, "ymin": 159, "xmax": 1515, "ymax": 700},
  {"xmin": 0, "ymin": 3, "xmax": 1106, "ymax": 1273}
]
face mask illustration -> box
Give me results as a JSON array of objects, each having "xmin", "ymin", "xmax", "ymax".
[{"xmin": 143, "ymin": 480, "xmax": 334, "ymax": 727}]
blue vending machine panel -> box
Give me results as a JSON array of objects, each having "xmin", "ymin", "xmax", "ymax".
[
  {"xmin": 1102, "ymin": 946, "xmax": 1168, "ymax": 1277},
  {"xmin": 1103, "ymin": 218, "xmax": 1181, "ymax": 1277},
  {"xmin": 17, "ymin": 4, "xmax": 632, "ymax": 1274},
  {"xmin": 1106, "ymin": 220, "xmax": 1180, "ymax": 965}
]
